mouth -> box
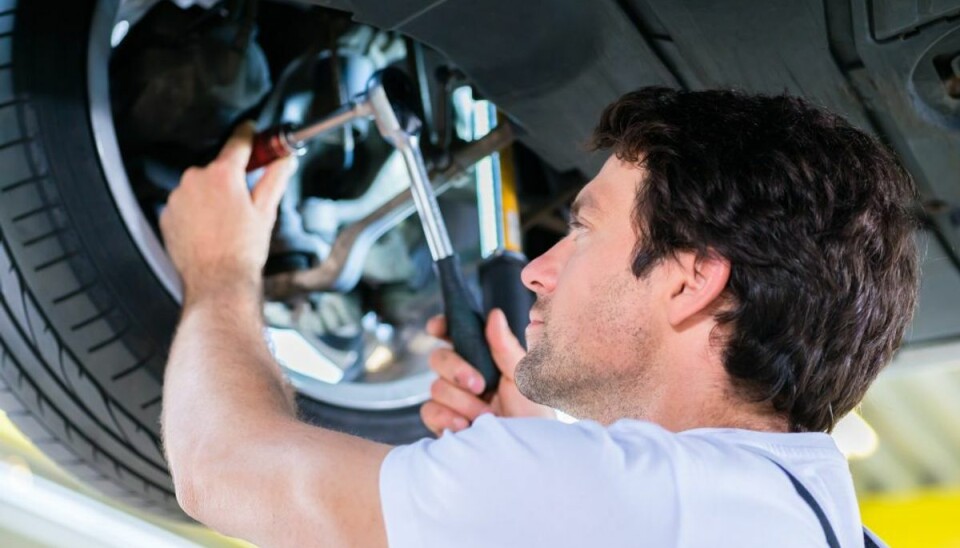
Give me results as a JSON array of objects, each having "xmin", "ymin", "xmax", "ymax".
[
  {"xmin": 528, "ymin": 301, "xmax": 548, "ymax": 334},
  {"xmin": 526, "ymin": 320, "xmax": 544, "ymax": 342}
]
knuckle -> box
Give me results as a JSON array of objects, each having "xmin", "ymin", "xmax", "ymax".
[
  {"xmin": 203, "ymin": 162, "xmax": 232, "ymax": 182},
  {"xmin": 206, "ymin": 160, "xmax": 229, "ymax": 182},
  {"xmin": 419, "ymin": 402, "xmax": 436, "ymax": 423},
  {"xmin": 464, "ymin": 400, "xmax": 488, "ymax": 419},
  {"xmin": 430, "ymin": 348, "xmax": 456, "ymax": 374},
  {"xmin": 426, "ymin": 315, "xmax": 445, "ymax": 335},
  {"xmin": 429, "ymin": 380, "xmax": 445, "ymax": 400},
  {"xmin": 439, "ymin": 348, "xmax": 464, "ymax": 369},
  {"xmin": 181, "ymin": 167, "xmax": 203, "ymax": 185},
  {"xmin": 427, "ymin": 350, "xmax": 442, "ymax": 372},
  {"xmin": 420, "ymin": 403, "xmax": 447, "ymax": 436},
  {"xmin": 454, "ymin": 362, "xmax": 475, "ymax": 382}
]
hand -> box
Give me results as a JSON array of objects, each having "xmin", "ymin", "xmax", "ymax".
[
  {"xmin": 159, "ymin": 123, "xmax": 297, "ymax": 302},
  {"xmin": 420, "ymin": 308, "xmax": 556, "ymax": 436}
]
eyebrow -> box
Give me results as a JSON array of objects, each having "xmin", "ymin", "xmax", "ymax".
[{"xmin": 570, "ymin": 191, "xmax": 599, "ymax": 219}]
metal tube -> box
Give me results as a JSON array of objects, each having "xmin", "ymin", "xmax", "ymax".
[
  {"xmin": 263, "ymin": 123, "xmax": 515, "ymax": 299},
  {"xmin": 396, "ymin": 134, "xmax": 454, "ymax": 260},
  {"xmin": 288, "ymin": 101, "xmax": 372, "ymax": 145}
]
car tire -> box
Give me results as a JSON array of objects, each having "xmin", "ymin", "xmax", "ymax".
[{"xmin": 0, "ymin": 0, "xmax": 429, "ymax": 518}]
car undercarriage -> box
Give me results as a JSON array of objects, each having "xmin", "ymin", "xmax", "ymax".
[{"xmin": 0, "ymin": 0, "xmax": 956, "ymax": 521}]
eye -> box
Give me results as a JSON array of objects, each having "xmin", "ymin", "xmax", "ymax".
[{"xmin": 566, "ymin": 218, "xmax": 587, "ymax": 237}]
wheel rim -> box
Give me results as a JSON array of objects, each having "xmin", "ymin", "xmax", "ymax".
[{"xmin": 87, "ymin": 0, "xmax": 435, "ymax": 411}]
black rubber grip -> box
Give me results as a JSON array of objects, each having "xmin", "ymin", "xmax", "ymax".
[
  {"xmin": 479, "ymin": 251, "xmax": 534, "ymax": 348},
  {"xmin": 435, "ymin": 255, "xmax": 500, "ymax": 397}
]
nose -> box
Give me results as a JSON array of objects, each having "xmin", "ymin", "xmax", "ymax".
[{"xmin": 521, "ymin": 239, "xmax": 566, "ymax": 295}]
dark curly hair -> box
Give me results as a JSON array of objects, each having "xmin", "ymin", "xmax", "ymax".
[{"xmin": 592, "ymin": 87, "xmax": 920, "ymax": 432}]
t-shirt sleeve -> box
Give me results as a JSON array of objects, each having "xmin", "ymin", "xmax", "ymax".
[{"xmin": 379, "ymin": 414, "xmax": 681, "ymax": 548}]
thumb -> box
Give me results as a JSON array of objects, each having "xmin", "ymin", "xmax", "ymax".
[
  {"xmin": 252, "ymin": 156, "xmax": 297, "ymax": 215},
  {"xmin": 485, "ymin": 308, "xmax": 526, "ymax": 379}
]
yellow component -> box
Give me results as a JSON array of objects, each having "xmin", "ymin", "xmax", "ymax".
[
  {"xmin": 860, "ymin": 489, "xmax": 960, "ymax": 548},
  {"xmin": 496, "ymin": 112, "xmax": 522, "ymax": 253}
]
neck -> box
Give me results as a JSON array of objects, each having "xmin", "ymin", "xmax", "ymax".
[
  {"xmin": 657, "ymin": 402, "xmax": 790, "ymax": 433},
  {"xmin": 644, "ymin": 375, "xmax": 790, "ymax": 433},
  {"xmin": 651, "ymin": 322, "xmax": 790, "ymax": 433},
  {"xmin": 569, "ymin": 381, "xmax": 788, "ymax": 433}
]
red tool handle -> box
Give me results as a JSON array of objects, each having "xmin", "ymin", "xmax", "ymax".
[{"xmin": 246, "ymin": 126, "xmax": 294, "ymax": 172}]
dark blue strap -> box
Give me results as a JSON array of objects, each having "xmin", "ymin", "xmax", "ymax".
[
  {"xmin": 765, "ymin": 458, "xmax": 842, "ymax": 548},
  {"xmin": 863, "ymin": 528, "xmax": 884, "ymax": 548},
  {"xmin": 762, "ymin": 455, "xmax": 886, "ymax": 548}
]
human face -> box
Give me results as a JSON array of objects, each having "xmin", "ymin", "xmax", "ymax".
[{"xmin": 515, "ymin": 156, "xmax": 665, "ymax": 422}]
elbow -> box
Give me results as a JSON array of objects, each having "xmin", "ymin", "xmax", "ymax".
[
  {"xmin": 162, "ymin": 411, "xmax": 209, "ymax": 519},
  {"xmin": 168, "ymin": 438, "xmax": 250, "ymax": 529},
  {"xmin": 167, "ymin": 439, "xmax": 223, "ymax": 522},
  {"xmin": 173, "ymin": 475, "xmax": 202, "ymax": 519},
  {"xmin": 171, "ymin": 458, "xmax": 206, "ymax": 520}
]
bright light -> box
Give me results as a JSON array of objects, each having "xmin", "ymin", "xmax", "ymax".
[
  {"xmin": 0, "ymin": 460, "xmax": 199, "ymax": 547},
  {"xmin": 110, "ymin": 20, "xmax": 130, "ymax": 48},
  {"xmin": 472, "ymin": 99, "xmax": 500, "ymax": 257},
  {"xmin": 832, "ymin": 411, "xmax": 879, "ymax": 460},
  {"xmin": 268, "ymin": 328, "xmax": 346, "ymax": 384},
  {"xmin": 365, "ymin": 345, "xmax": 395, "ymax": 373}
]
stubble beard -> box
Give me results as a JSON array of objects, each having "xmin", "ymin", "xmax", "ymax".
[
  {"xmin": 516, "ymin": 319, "xmax": 617, "ymax": 420},
  {"xmin": 515, "ymin": 278, "xmax": 655, "ymax": 423}
]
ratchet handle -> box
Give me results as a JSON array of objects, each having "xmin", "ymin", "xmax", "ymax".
[
  {"xmin": 247, "ymin": 126, "xmax": 295, "ymax": 172},
  {"xmin": 479, "ymin": 251, "xmax": 534, "ymax": 348},
  {"xmin": 436, "ymin": 254, "xmax": 500, "ymax": 399}
]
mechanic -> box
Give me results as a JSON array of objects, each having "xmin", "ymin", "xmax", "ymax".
[{"xmin": 159, "ymin": 87, "xmax": 918, "ymax": 547}]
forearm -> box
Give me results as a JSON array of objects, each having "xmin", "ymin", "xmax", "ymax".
[
  {"xmin": 157, "ymin": 133, "xmax": 389, "ymax": 545},
  {"xmin": 161, "ymin": 282, "xmax": 296, "ymax": 490}
]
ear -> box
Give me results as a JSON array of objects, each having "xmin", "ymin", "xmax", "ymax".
[{"xmin": 665, "ymin": 251, "xmax": 731, "ymax": 327}]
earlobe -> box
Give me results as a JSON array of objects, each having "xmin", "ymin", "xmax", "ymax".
[{"xmin": 666, "ymin": 252, "xmax": 731, "ymax": 327}]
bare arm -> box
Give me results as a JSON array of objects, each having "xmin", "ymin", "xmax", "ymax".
[{"xmin": 159, "ymin": 124, "xmax": 390, "ymax": 547}]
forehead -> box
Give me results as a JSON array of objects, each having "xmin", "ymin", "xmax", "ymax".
[{"xmin": 572, "ymin": 156, "xmax": 644, "ymax": 215}]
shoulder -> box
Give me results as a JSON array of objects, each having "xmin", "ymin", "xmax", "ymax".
[
  {"xmin": 384, "ymin": 415, "xmax": 693, "ymax": 495},
  {"xmin": 395, "ymin": 414, "xmax": 685, "ymax": 463},
  {"xmin": 379, "ymin": 416, "xmax": 690, "ymax": 547}
]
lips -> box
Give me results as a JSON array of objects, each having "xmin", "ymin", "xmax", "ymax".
[
  {"xmin": 529, "ymin": 302, "xmax": 547, "ymax": 327},
  {"xmin": 525, "ymin": 321, "xmax": 542, "ymax": 344},
  {"xmin": 528, "ymin": 300, "xmax": 548, "ymax": 334}
]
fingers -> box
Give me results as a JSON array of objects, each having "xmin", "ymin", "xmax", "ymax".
[
  {"xmin": 485, "ymin": 308, "xmax": 526, "ymax": 379},
  {"xmin": 425, "ymin": 314, "xmax": 446, "ymax": 339},
  {"xmin": 420, "ymin": 401, "xmax": 469, "ymax": 437},
  {"xmin": 429, "ymin": 347, "xmax": 485, "ymax": 395},
  {"xmin": 251, "ymin": 156, "xmax": 297, "ymax": 216},
  {"xmin": 427, "ymin": 309, "xmax": 525, "ymax": 380},
  {"xmin": 423, "ymin": 345, "xmax": 494, "ymax": 436},
  {"xmin": 430, "ymin": 377, "xmax": 492, "ymax": 418},
  {"xmin": 216, "ymin": 121, "xmax": 256, "ymax": 169}
]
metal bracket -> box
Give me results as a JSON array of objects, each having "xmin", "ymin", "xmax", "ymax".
[{"xmin": 263, "ymin": 123, "xmax": 515, "ymax": 299}]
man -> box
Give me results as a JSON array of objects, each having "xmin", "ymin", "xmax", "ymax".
[{"xmin": 160, "ymin": 88, "xmax": 918, "ymax": 547}]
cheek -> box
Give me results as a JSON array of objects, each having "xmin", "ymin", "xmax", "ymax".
[
  {"xmin": 550, "ymin": 237, "xmax": 636, "ymax": 325},
  {"xmin": 552, "ymin": 252, "xmax": 593, "ymax": 308}
]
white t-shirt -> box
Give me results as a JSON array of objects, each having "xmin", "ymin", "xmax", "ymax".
[{"xmin": 379, "ymin": 414, "xmax": 864, "ymax": 548}]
